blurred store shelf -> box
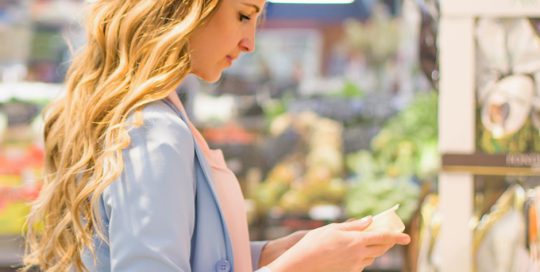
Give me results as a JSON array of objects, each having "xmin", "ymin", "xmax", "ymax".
[
  {"xmin": 0, "ymin": 235, "xmax": 23, "ymax": 269},
  {"xmin": 0, "ymin": 82, "xmax": 63, "ymax": 104},
  {"xmin": 30, "ymin": 0, "xmax": 85, "ymax": 26}
]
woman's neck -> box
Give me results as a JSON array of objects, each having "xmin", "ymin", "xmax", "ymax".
[{"xmin": 167, "ymin": 91, "xmax": 185, "ymax": 113}]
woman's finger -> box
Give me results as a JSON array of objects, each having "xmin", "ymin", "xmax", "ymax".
[
  {"xmin": 364, "ymin": 244, "xmax": 393, "ymax": 258},
  {"xmin": 359, "ymin": 232, "xmax": 411, "ymax": 246},
  {"xmin": 336, "ymin": 216, "xmax": 373, "ymax": 231}
]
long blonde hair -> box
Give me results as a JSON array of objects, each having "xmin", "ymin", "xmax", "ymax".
[{"xmin": 22, "ymin": 0, "xmax": 220, "ymax": 271}]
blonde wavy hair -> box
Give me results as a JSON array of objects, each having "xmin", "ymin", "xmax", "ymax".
[{"xmin": 22, "ymin": 0, "xmax": 220, "ymax": 271}]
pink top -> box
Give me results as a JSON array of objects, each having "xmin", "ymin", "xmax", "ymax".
[{"xmin": 168, "ymin": 96, "xmax": 253, "ymax": 272}]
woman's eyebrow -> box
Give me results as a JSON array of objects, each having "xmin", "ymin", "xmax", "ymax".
[{"xmin": 242, "ymin": 2, "xmax": 261, "ymax": 13}]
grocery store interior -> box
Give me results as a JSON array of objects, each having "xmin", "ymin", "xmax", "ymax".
[{"xmin": 2, "ymin": 0, "xmax": 540, "ymax": 271}]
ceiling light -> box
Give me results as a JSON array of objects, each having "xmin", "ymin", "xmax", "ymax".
[{"xmin": 268, "ymin": 0, "xmax": 355, "ymax": 4}]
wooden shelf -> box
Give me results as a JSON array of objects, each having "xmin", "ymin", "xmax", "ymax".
[{"xmin": 442, "ymin": 153, "xmax": 540, "ymax": 176}]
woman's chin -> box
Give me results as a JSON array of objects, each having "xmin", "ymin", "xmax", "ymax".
[{"xmin": 192, "ymin": 70, "xmax": 223, "ymax": 83}]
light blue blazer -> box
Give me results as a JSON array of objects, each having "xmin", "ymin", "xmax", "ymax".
[{"xmin": 82, "ymin": 99, "xmax": 266, "ymax": 272}]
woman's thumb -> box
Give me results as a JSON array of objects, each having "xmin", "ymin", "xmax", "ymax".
[{"xmin": 338, "ymin": 216, "xmax": 373, "ymax": 231}]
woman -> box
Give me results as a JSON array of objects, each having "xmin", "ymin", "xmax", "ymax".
[{"xmin": 22, "ymin": 0, "xmax": 410, "ymax": 271}]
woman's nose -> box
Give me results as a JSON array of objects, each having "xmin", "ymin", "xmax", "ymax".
[{"xmin": 239, "ymin": 35, "xmax": 255, "ymax": 53}]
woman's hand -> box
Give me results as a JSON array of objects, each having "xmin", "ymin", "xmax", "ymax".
[
  {"xmin": 265, "ymin": 217, "xmax": 410, "ymax": 272},
  {"xmin": 259, "ymin": 230, "xmax": 309, "ymax": 267}
]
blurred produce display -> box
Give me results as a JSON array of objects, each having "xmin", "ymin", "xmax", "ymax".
[
  {"xmin": 252, "ymin": 91, "xmax": 437, "ymax": 225},
  {"xmin": 343, "ymin": 3, "xmax": 400, "ymax": 91},
  {"xmin": 253, "ymin": 112, "xmax": 347, "ymax": 217},
  {"xmin": 371, "ymin": 91, "xmax": 439, "ymax": 180},
  {"xmin": 0, "ymin": 101, "xmax": 44, "ymax": 234},
  {"xmin": 345, "ymin": 91, "xmax": 438, "ymax": 223},
  {"xmin": 345, "ymin": 174, "xmax": 419, "ymax": 223}
]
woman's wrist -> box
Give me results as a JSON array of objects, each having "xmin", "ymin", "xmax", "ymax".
[
  {"xmin": 259, "ymin": 239, "xmax": 280, "ymax": 267},
  {"xmin": 259, "ymin": 230, "xmax": 308, "ymax": 268},
  {"xmin": 264, "ymin": 250, "xmax": 303, "ymax": 272}
]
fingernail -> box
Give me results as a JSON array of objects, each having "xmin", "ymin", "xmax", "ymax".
[{"xmin": 359, "ymin": 216, "xmax": 372, "ymax": 223}]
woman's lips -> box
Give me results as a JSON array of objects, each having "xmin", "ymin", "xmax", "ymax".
[{"xmin": 226, "ymin": 55, "xmax": 236, "ymax": 66}]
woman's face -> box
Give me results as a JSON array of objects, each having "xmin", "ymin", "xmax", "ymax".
[{"xmin": 189, "ymin": 0, "xmax": 265, "ymax": 82}]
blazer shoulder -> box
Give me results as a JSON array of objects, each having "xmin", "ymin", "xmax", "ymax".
[{"xmin": 125, "ymin": 100, "xmax": 193, "ymax": 148}]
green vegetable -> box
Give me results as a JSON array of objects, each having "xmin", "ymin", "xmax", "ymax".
[{"xmin": 345, "ymin": 91, "xmax": 438, "ymax": 223}]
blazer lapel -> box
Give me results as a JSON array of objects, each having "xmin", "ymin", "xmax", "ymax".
[
  {"xmin": 161, "ymin": 99, "xmax": 225, "ymax": 212},
  {"xmin": 161, "ymin": 98, "xmax": 234, "ymax": 262}
]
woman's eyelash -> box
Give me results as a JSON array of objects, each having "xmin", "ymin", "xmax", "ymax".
[{"xmin": 239, "ymin": 13, "xmax": 251, "ymax": 21}]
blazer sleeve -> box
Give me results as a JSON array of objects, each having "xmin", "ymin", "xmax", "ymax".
[
  {"xmin": 250, "ymin": 241, "xmax": 269, "ymax": 270},
  {"xmin": 102, "ymin": 110, "xmax": 196, "ymax": 272}
]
